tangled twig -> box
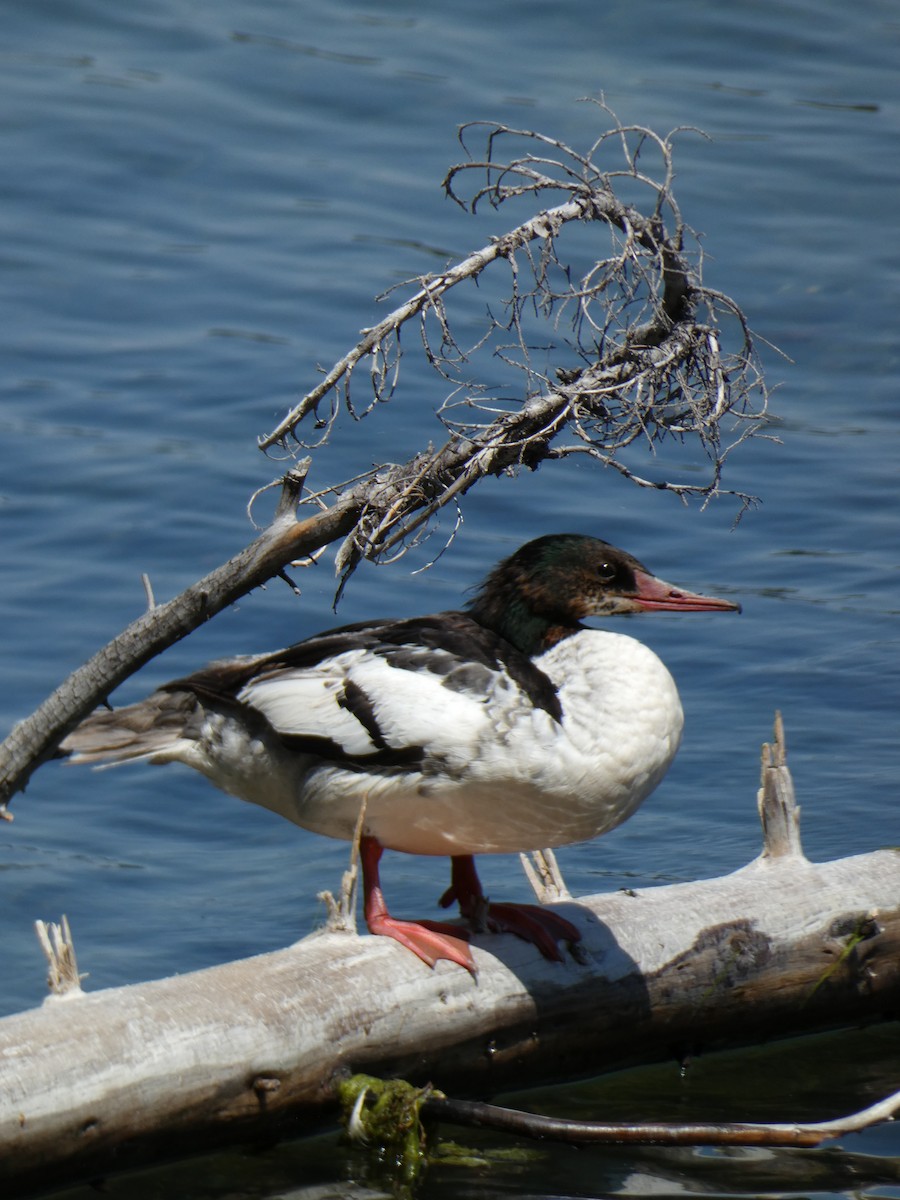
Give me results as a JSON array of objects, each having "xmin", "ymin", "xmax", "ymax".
[{"xmin": 262, "ymin": 107, "xmax": 770, "ymax": 581}]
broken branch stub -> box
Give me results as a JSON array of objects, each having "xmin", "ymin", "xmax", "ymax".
[
  {"xmin": 34, "ymin": 916, "xmax": 84, "ymax": 999},
  {"xmin": 758, "ymin": 712, "xmax": 805, "ymax": 860}
]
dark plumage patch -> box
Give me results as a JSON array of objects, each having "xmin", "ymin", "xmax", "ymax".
[
  {"xmin": 371, "ymin": 614, "xmax": 562, "ymax": 721},
  {"xmin": 164, "ymin": 610, "xmax": 563, "ymax": 724},
  {"xmin": 275, "ymin": 732, "xmax": 428, "ymax": 773},
  {"xmin": 337, "ymin": 678, "xmax": 389, "ymax": 751}
]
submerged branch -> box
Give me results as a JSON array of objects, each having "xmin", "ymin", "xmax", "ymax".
[{"xmin": 421, "ymin": 1088, "xmax": 900, "ymax": 1149}]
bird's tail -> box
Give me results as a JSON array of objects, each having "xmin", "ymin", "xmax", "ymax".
[{"xmin": 59, "ymin": 691, "xmax": 200, "ymax": 767}]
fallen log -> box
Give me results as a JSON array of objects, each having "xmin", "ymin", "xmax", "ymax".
[{"xmin": 1, "ymin": 718, "xmax": 898, "ymax": 1195}]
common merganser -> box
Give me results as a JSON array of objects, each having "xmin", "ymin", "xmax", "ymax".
[{"xmin": 61, "ymin": 534, "xmax": 739, "ymax": 973}]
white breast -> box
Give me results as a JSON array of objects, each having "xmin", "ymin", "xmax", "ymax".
[{"xmin": 376, "ymin": 629, "xmax": 682, "ymax": 855}]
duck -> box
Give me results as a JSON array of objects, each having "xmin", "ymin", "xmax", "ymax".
[{"xmin": 60, "ymin": 533, "xmax": 740, "ymax": 974}]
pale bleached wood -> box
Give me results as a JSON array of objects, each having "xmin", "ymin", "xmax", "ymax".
[
  {"xmin": 33, "ymin": 916, "xmax": 83, "ymax": 999},
  {"xmin": 2, "ymin": 841, "xmax": 899, "ymax": 1195},
  {"xmin": 519, "ymin": 847, "xmax": 573, "ymax": 902},
  {"xmin": 757, "ymin": 712, "xmax": 805, "ymax": 859}
]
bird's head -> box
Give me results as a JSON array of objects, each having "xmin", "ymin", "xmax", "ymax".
[{"xmin": 467, "ymin": 533, "xmax": 740, "ymax": 654}]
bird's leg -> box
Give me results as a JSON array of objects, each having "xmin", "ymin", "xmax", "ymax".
[
  {"xmin": 438, "ymin": 855, "xmax": 492, "ymax": 926},
  {"xmin": 360, "ymin": 836, "xmax": 476, "ymax": 974},
  {"xmin": 440, "ymin": 854, "xmax": 581, "ymax": 963}
]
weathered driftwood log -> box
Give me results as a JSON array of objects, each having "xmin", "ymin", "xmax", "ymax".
[{"xmin": 1, "ymin": 721, "xmax": 898, "ymax": 1195}]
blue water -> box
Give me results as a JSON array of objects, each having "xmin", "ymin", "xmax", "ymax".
[{"xmin": 2, "ymin": 0, "xmax": 900, "ymax": 1194}]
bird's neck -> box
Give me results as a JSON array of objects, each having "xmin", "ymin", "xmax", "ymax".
[{"xmin": 467, "ymin": 573, "xmax": 581, "ymax": 657}]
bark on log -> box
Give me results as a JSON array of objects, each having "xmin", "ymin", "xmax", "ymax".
[{"xmin": 1, "ymin": 725, "xmax": 899, "ymax": 1196}]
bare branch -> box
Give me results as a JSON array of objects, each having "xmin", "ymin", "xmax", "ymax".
[{"xmin": 261, "ymin": 115, "xmax": 769, "ymax": 577}]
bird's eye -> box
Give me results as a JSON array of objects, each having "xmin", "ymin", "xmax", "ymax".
[{"xmin": 596, "ymin": 562, "xmax": 616, "ymax": 582}]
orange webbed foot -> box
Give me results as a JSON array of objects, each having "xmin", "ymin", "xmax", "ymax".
[{"xmin": 440, "ymin": 855, "xmax": 581, "ymax": 962}]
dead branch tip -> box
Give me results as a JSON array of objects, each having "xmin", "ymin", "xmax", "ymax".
[
  {"xmin": 35, "ymin": 915, "xmax": 85, "ymax": 999},
  {"xmin": 257, "ymin": 118, "xmax": 771, "ymax": 549},
  {"xmin": 520, "ymin": 847, "xmax": 572, "ymax": 903},
  {"xmin": 275, "ymin": 457, "xmax": 313, "ymax": 522},
  {"xmin": 757, "ymin": 711, "xmax": 804, "ymax": 861}
]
